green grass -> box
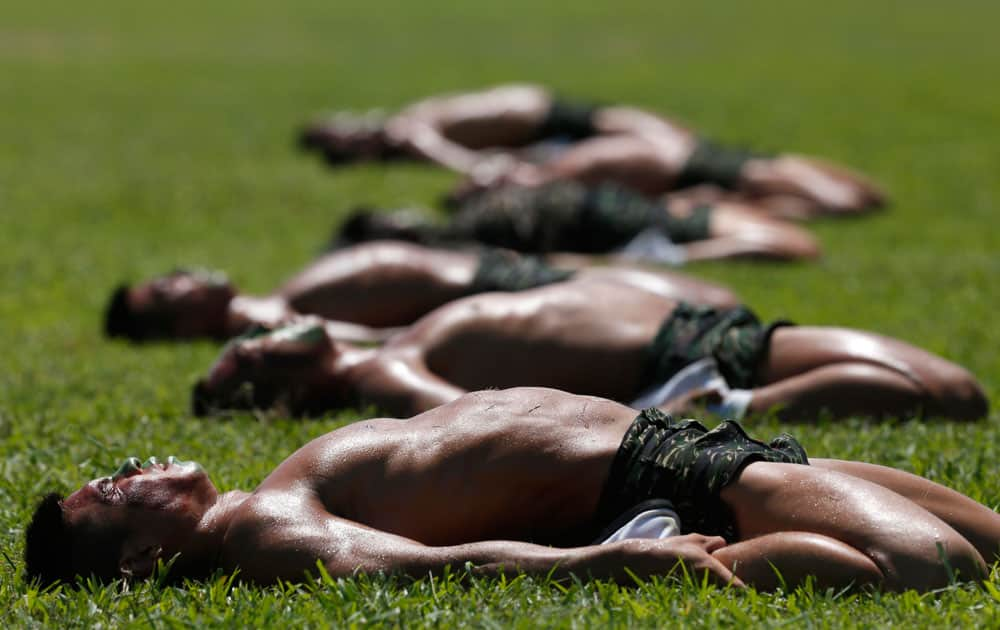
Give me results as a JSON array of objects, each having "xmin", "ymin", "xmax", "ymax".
[{"xmin": 2, "ymin": 0, "xmax": 1000, "ymax": 626}]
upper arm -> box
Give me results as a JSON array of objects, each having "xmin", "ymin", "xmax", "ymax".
[
  {"xmin": 231, "ymin": 507, "xmax": 609, "ymax": 584},
  {"xmin": 229, "ymin": 506, "xmax": 438, "ymax": 584},
  {"xmin": 318, "ymin": 517, "xmax": 439, "ymax": 579},
  {"xmin": 360, "ymin": 351, "xmax": 467, "ymax": 416}
]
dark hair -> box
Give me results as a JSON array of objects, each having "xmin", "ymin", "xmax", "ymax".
[
  {"xmin": 104, "ymin": 285, "xmax": 136, "ymax": 339},
  {"xmin": 104, "ymin": 284, "xmax": 175, "ymax": 341},
  {"xmin": 318, "ymin": 131, "xmax": 407, "ymax": 166},
  {"xmin": 24, "ymin": 493, "xmax": 75, "ymax": 586},
  {"xmin": 336, "ymin": 207, "xmax": 380, "ymax": 245},
  {"xmin": 190, "ymin": 375, "xmax": 288, "ymax": 418},
  {"xmin": 191, "ymin": 375, "xmax": 355, "ymax": 418},
  {"xmin": 333, "ymin": 207, "xmax": 436, "ymax": 250},
  {"xmin": 25, "ymin": 493, "xmax": 127, "ymax": 587},
  {"xmin": 321, "ymin": 145, "xmax": 359, "ymax": 166}
]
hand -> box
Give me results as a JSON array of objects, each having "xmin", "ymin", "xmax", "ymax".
[
  {"xmin": 620, "ymin": 534, "xmax": 744, "ymax": 587},
  {"xmin": 659, "ymin": 386, "xmax": 724, "ymax": 416},
  {"xmin": 469, "ymin": 153, "xmax": 520, "ymax": 187},
  {"xmin": 446, "ymin": 160, "xmax": 544, "ymax": 207}
]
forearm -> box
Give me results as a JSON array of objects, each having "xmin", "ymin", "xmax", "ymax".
[
  {"xmin": 593, "ymin": 106, "xmax": 694, "ymax": 140},
  {"xmin": 357, "ymin": 355, "xmax": 467, "ymax": 416},
  {"xmin": 364, "ymin": 540, "xmax": 653, "ymax": 583},
  {"xmin": 318, "ymin": 524, "xmax": 736, "ymax": 586},
  {"xmin": 322, "ymin": 321, "xmax": 405, "ymax": 344},
  {"xmin": 390, "ymin": 120, "xmax": 486, "ymax": 175},
  {"xmin": 403, "ymin": 380, "xmax": 467, "ymax": 415}
]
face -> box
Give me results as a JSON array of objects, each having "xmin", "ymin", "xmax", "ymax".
[
  {"xmin": 62, "ymin": 456, "xmax": 218, "ymax": 567},
  {"xmin": 128, "ymin": 268, "xmax": 235, "ymax": 338},
  {"xmin": 313, "ymin": 112, "xmax": 389, "ymax": 163},
  {"xmin": 195, "ymin": 319, "xmax": 335, "ymax": 414}
]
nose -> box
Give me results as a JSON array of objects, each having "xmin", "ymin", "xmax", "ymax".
[{"xmin": 112, "ymin": 456, "xmax": 142, "ymax": 480}]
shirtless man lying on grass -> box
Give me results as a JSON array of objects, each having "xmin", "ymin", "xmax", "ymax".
[
  {"xmin": 338, "ymin": 180, "xmax": 821, "ymax": 264},
  {"xmin": 105, "ymin": 241, "xmax": 736, "ymax": 344},
  {"xmin": 26, "ymin": 388, "xmax": 1000, "ymax": 591},
  {"xmin": 191, "ymin": 275, "xmax": 987, "ymax": 422},
  {"xmin": 300, "ymin": 84, "xmax": 884, "ymax": 219}
]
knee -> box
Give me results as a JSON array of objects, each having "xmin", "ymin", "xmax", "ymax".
[
  {"xmin": 869, "ymin": 533, "xmax": 986, "ymax": 591},
  {"xmin": 775, "ymin": 225, "xmax": 822, "ymax": 260},
  {"xmin": 742, "ymin": 221, "xmax": 821, "ymax": 261},
  {"xmin": 918, "ymin": 363, "xmax": 989, "ymax": 421},
  {"xmin": 699, "ymin": 285, "xmax": 741, "ymax": 309}
]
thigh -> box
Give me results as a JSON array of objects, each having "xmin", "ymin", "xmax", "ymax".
[
  {"xmin": 706, "ymin": 202, "xmax": 780, "ymax": 240},
  {"xmin": 721, "ymin": 461, "xmax": 983, "ymax": 588},
  {"xmin": 706, "ymin": 204, "xmax": 820, "ymax": 259},
  {"xmin": 811, "ymin": 458, "xmax": 1000, "ymax": 560},
  {"xmin": 760, "ymin": 326, "xmax": 933, "ymax": 385},
  {"xmin": 538, "ymin": 135, "xmax": 685, "ymax": 195}
]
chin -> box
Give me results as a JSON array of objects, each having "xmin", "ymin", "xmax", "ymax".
[{"xmin": 133, "ymin": 470, "xmax": 218, "ymax": 513}]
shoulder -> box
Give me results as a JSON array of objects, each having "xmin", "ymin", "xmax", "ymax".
[
  {"xmin": 483, "ymin": 83, "xmax": 550, "ymax": 102},
  {"xmin": 221, "ymin": 492, "xmax": 330, "ymax": 584}
]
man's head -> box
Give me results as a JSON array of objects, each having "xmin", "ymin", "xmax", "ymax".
[
  {"xmin": 192, "ymin": 318, "xmax": 350, "ymax": 417},
  {"xmin": 25, "ymin": 456, "xmax": 218, "ymax": 586},
  {"xmin": 298, "ymin": 112, "xmax": 398, "ymax": 164},
  {"xmin": 105, "ymin": 268, "xmax": 236, "ymax": 341}
]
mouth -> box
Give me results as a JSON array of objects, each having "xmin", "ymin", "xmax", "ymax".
[
  {"xmin": 172, "ymin": 267, "xmax": 230, "ymax": 287},
  {"xmin": 165, "ymin": 455, "xmax": 204, "ymax": 473}
]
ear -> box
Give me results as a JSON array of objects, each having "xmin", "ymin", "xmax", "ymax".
[{"xmin": 119, "ymin": 543, "xmax": 163, "ymax": 580}]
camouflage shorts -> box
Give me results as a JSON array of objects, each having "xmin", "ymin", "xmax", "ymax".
[
  {"xmin": 469, "ymin": 248, "xmax": 575, "ymax": 294},
  {"xmin": 641, "ymin": 302, "xmax": 792, "ymax": 391},
  {"xmin": 674, "ymin": 137, "xmax": 771, "ymax": 190},
  {"xmin": 536, "ymin": 98, "xmax": 600, "ymax": 141},
  {"xmin": 593, "ymin": 408, "xmax": 809, "ymax": 542},
  {"xmin": 451, "ymin": 181, "xmax": 710, "ymax": 253}
]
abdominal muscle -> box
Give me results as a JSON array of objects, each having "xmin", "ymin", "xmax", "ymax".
[
  {"xmin": 419, "ymin": 285, "xmax": 676, "ymax": 402},
  {"xmin": 321, "ymin": 390, "xmax": 636, "ymax": 546}
]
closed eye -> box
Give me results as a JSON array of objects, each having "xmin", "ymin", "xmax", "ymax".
[{"xmin": 98, "ymin": 478, "xmax": 124, "ymax": 503}]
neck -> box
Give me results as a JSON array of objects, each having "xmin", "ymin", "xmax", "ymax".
[
  {"xmin": 316, "ymin": 342, "xmax": 377, "ymax": 409},
  {"xmin": 225, "ymin": 295, "xmax": 291, "ymax": 336},
  {"xmin": 178, "ymin": 490, "xmax": 252, "ymax": 577}
]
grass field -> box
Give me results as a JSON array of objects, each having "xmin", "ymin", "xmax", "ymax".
[{"xmin": 2, "ymin": 1, "xmax": 1000, "ymax": 626}]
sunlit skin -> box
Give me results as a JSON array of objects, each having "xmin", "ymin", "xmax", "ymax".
[
  {"xmin": 121, "ymin": 241, "xmax": 738, "ymax": 343},
  {"xmin": 60, "ymin": 388, "xmax": 1000, "ymax": 590},
  {"xmin": 363, "ymin": 191, "xmax": 821, "ymax": 262},
  {"xmin": 300, "ymin": 84, "xmax": 885, "ymax": 219},
  {"xmin": 61, "ymin": 456, "xmax": 235, "ymax": 579},
  {"xmin": 195, "ymin": 279, "xmax": 987, "ymax": 422}
]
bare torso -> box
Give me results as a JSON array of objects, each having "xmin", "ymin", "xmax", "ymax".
[
  {"xmin": 278, "ymin": 243, "xmax": 476, "ymax": 327},
  {"xmin": 386, "ymin": 84, "xmax": 696, "ymax": 194},
  {"xmin": 379, "ymin": 280, "xmax": 678, "ymax": 401},
  {"xmin": 222, "ymin": 241, "xmax": 736, "ymax": 340},
  {"xmin": 233, "ymin": 389, "xmax": 634, "ymax": 550},
  {"xmin": 211, "ymin": 387, "xmax": 998, "ymax": 589},
  {"xmin": 387, "ymin": 84, "xmax": 554, "ymax": 150}
]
